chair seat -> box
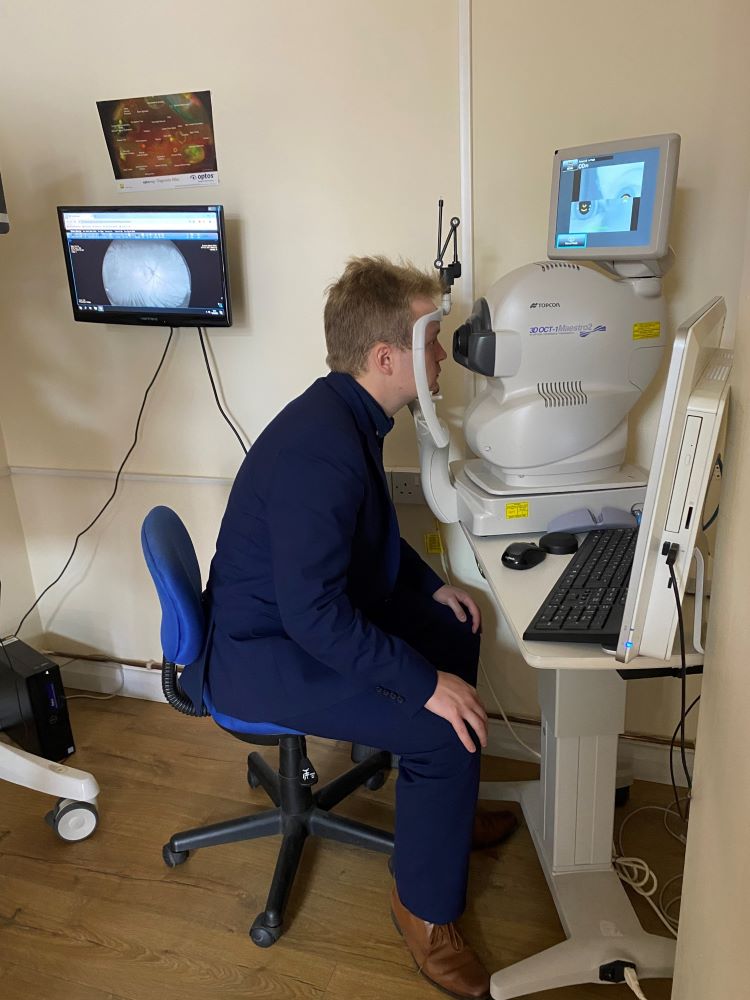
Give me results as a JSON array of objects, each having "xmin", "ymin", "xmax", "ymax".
[{"xmin": 203, "ymin": 686, "xmax": 303, "ymax": 738}]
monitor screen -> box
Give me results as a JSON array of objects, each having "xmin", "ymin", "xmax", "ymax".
[
  {"xmin": 57, "ymin": 205, "xmax": 231, "ymax": 326},
  {"xmin": 547, "ymin": 134, "xmax": 680, "ymax": 261}
]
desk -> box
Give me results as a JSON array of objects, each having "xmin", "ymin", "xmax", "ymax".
[{"xmin": 464, "ymin": 528, "xmax": 702, "ymax": 999}]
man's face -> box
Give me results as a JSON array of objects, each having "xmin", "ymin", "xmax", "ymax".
[{"xmin": 403, "ymin": 296, "xmax": 447, "ymax": 398}]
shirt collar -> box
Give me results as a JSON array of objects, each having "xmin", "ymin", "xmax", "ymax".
[{"xmin": 326, "ymin": 371, "xmax": 395, "ymax": 439}]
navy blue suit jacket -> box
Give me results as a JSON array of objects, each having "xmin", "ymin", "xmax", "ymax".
[{"xmin": 184, "ymin": 372, "xmax": 443, "ymax": 723}]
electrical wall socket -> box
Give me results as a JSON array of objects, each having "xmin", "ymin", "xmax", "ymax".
[{"xmin": 390, "ymin": 468, "xmax": 425, "ymax": 504}]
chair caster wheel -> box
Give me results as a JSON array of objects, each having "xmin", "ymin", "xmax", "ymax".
[
  {"xmin": 45, "ymin": 798, "xmax": 98, "ymax": 842},
  {"xmin": 162, "ymin": 843, "xmax": 190, "ymax": 867},
  {"xmin": 364, "ymin": 769, "xmax": 387, "ymax": 791},
  {"xmin": 250, "ymin": 913, "xmax": 282, "ymax": 947}
]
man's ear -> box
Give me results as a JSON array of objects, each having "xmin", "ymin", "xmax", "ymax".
[{"xmin": 370, "ymin": 341, "xmax": 394, "ymax": 375}]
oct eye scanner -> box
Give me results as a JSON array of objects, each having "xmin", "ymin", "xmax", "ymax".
[{"xmin": 412, "ymin": 133, "xmax": 681, "ymax": 536}]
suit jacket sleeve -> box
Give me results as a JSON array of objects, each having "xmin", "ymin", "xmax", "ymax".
[{"xmin": 266, "ymin": 446, "xmax": 437, "ymax": 715}]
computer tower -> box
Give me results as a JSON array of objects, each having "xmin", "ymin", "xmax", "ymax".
[{"xmin": 0, "ymin": 638, "xmax": 75, "ymax": 761}]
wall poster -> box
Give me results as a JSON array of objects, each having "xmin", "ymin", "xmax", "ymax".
[{"xmin": 97, "ymin": 91, "xmax": 219, "ymax": 191}]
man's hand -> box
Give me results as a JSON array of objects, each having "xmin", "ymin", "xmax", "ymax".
[
  {"xmin": 424, "ymin": 670, "xmax": 488, "ymax": 753},
  {"xmin": 432, "ymin": 584, "xmax": 481, "ymax": 634}
]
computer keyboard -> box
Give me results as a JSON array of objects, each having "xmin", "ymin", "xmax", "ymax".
[{"xmin": 523, "ymin": 527, "xmax": 638, "ymax": 645}]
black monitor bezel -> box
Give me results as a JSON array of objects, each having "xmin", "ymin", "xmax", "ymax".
[{"xmin": 57, "ymin": 204, "xmax": 232, "ymax": 327}]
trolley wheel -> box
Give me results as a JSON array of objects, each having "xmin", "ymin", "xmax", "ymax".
[{"xmin": 45, "ymin": 798, "xmax": 98, "ymax": 842}]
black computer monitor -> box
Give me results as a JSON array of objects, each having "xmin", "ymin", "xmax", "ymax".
[{"xmin": 57, "ymin": 205, "xmax": 231, "ymax": 327}]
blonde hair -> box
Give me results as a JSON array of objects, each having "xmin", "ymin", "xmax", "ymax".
[{"xmin": 324, "ymin": 256, "xmax": 441, "ymax": 375}]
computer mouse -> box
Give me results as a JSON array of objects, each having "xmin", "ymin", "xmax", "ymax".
[
  {"xmin": 539, "ymin": 531, "xmax": 579, "ymax": 555},
  {"xmin": 501, "ymin": 541, "xmax": 547, "ymax": 570}
]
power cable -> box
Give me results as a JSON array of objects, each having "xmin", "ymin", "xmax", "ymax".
[
  {"xmin": 197, "ymin": 326, "xmax": 247, "ymax": 455},
  {"xmin": 667, "ymin": 558, "xmax": 692, "ymax": 814},
  {"xmin": 13, "ymin": 327, "xmax": 175, "ymax": 637},
  {"xmin": 436, "ymin": 528, "xmax": 541, "ymax": 761}
]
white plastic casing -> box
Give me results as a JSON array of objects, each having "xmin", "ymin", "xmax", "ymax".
[
  {"xmin": 463, "ymin": 262, "xmax": 666, "ymax": 487},
  {"xmin": 411, "ymin": 307, "xmax": 449, "ymax": 448},
  {"xmin": 617, "ymin": 297, "xmax": 731, "ymax": 662}
]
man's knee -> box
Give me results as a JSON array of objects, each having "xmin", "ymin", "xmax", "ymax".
[{"xmin": 399, "ymin": 716, "xmax": 482, "ymax": 778}]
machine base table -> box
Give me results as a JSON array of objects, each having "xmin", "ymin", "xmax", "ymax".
[
  {"xmin": 464, "ymin": 528, "xmax": 697, "ymax": 998},
  {"xmin": 480, "ymin": 776, "xmax": 675, "ymax": 998}
]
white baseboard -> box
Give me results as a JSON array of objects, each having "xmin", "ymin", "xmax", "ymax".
[
  {"xmin": 486, "ymin": 716, "xmax": 693, "ymax": 789},
  {"xmin": 485, "ymin": 716, "xmax": 541, "ymax": 761},
  {"xmin": 60, "ymin": 659, "xmax": 164, "ymax": 702},
  {"xmin": 59, "ymin": 660, "xmax": 693, "ymax": 788}
]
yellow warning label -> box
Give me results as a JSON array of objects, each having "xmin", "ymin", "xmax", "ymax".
[
  {"xmin": 505, "ymin": 501, "xmax": 530, "ymax": 520},
  {"xmin": 424, "ymin": 531, "xmax": 444, "ymax": 555},
  {"xmin": 633, "ymin": 321, "xmax": 661, "ymax": 341}
]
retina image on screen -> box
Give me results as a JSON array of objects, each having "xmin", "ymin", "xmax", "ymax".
[
  {"xmin": 568, "ymin": 160, "xmax": 645, "ymax": 234},
  {"xmin": 103, "ymin": 239, "xmax": 192, "ymax": 308},
  {"xmin": 59, "ymin": 207, "xmax": 231, "ymax": 326}
]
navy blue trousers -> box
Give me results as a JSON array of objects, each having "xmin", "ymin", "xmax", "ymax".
[{"xmin": 272, "ymin": 587, "xmax": 482, "ymax": 924}]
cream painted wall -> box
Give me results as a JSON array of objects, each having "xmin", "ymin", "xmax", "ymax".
[
  {"xmin": 466, "ymin": 0, "xmax": 750, "ymax": 737},
  {"xmin": 672, "ymin": 189, "xmax": 750, "ymax": 1000},
  {"xmin": 0, "ymin": 0, "xmax": 460, "ymax": 477},
  {"xmin": 0, "ymin": 427, "xmax": 40, "ymax": 638},
  {"xmin": 0, "ymin": 0, "xmax": 459, "ymax": 655}
]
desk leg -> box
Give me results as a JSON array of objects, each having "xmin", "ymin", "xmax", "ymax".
[{"xmin": 479, "ymin": 669, "xmax": 675, "ymax": 999}]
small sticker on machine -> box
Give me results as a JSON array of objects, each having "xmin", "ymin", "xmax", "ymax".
[
  {"xmin": 633, "ymin": 321, "xmax": 661, "ymax": 340},
  {"xmin": 424, "ymin": 531, "xmax": 444, "ymax": 555},
  {"xmin": 505, "ymin": 501, "xmax": 530, "ymax": 520}
]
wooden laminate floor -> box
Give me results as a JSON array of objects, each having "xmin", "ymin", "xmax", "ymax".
[{"xmin": 0, "ymin": 695, "xmax": 686, "ymax": 1000}]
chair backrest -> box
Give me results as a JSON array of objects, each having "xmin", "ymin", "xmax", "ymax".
[{"xmin": 141, "ymin": 506, "xmax": 206, "ymax": 666}]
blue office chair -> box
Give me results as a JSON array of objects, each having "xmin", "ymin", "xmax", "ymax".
[{"xmin": 141, "ymin": 505, "xmax": 393, "ymax": 947}]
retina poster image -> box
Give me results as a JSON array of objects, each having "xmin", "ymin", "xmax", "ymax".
[{"xmin": 97, "ymin": 91, "xmax": 219, "ymax": 191}]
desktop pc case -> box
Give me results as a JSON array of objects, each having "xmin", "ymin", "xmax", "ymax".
[{"xmin": 0, "ymin": 638, "xmax": 75, "ymax": 761}]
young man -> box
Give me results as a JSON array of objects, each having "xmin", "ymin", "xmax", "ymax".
[{"xmin": 204, "ymin": 257, "xmax": 517, "ymax": 1000}]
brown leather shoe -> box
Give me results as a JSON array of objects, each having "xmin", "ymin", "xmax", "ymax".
[
  {"xmin": 387, "ymin": 809, "xmax": 519, "ymax": 877},
  {"xmin": 390, "ymin": 884, "xmax": 490, "ymax": 1000},
  {"xmin": 471, "ymin": 808, "xmax": 519, "ymax": 851}
]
